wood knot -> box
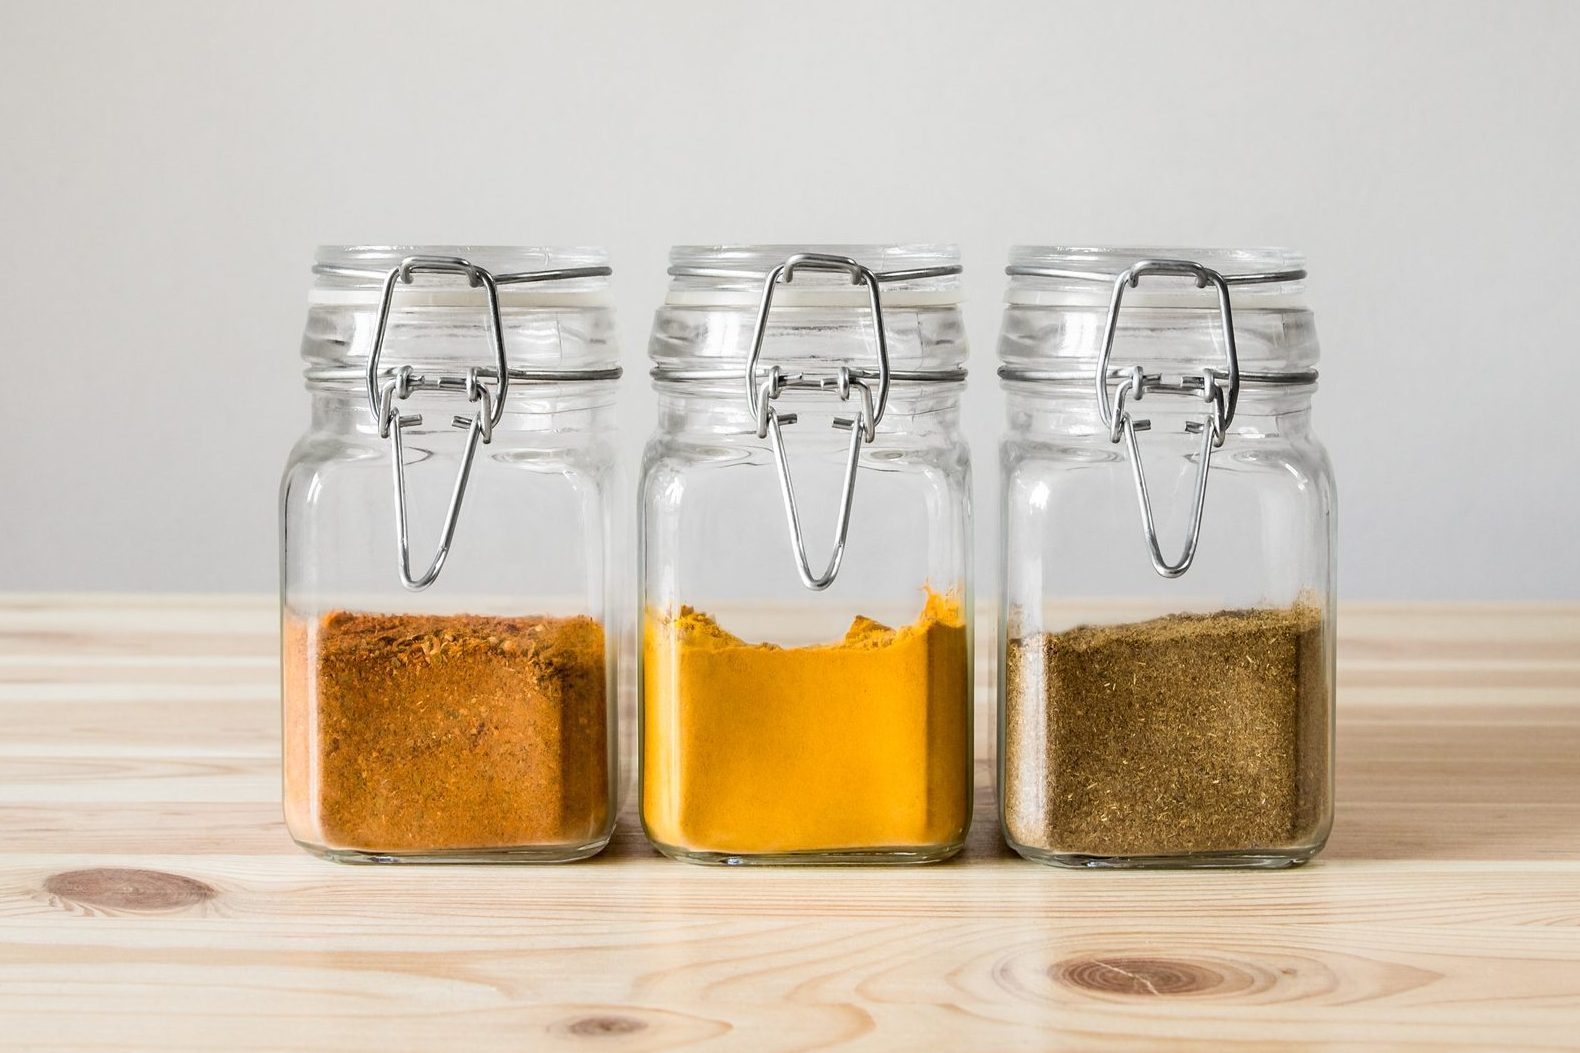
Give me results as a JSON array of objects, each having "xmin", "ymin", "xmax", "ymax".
[
  {"xmin": 562, "ymin": 1015, "xmax": 647, "ymax": 1038},
  {"xmin": 44, "ymin": 868, "xmax": 216, "ymax": 913},
  {"xmin": 1055, "ymin": 956, "xmax": 1223, "ymax": 997}
]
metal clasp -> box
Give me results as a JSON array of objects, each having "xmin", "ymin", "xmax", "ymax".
[
  {"xmin": 1096, "ymin": 259, "xmax": 1240, "ymax": 578},
  {"xmin": 745, "ymin": 253, "xmax": 890, "ymax": 591},
  {"xmin": 366, "ymin": 255, "xmax": 509, "ymax": 591}
]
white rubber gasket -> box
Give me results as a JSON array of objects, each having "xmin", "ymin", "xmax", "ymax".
[
  {"xmin": 1005, "ymin": 287, "xmax": 1306, "ymax": 309},
  {"xmin": 665, "ymin": 288, "xmax": 961, "ymax": 308},
  {"xmin": 308, "ymin": 288, "xmax": 614, "ymax": 308}
]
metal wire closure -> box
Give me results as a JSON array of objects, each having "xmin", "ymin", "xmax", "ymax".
[
  {"xmin": 728, "ymin": 252, "xmax": 961, "ymax": 591},
  {"xmin": 334, "ymin": 254, "xmax": 617, "ymax": 591},
  {"xmin": 1001, "ymin": 257, "xmax": 1306, "ymax": 579}
]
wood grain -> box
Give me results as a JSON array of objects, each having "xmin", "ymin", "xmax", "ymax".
[{"xmin": 1, "ymin": 595, "xmax": 1578, "ymax": 1051}]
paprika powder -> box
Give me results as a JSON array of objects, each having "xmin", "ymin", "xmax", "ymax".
[{"xmin": 283, "ymin": 609, "xmax": 611, "ymax": 860}]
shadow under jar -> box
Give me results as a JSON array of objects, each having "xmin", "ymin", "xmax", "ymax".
[
  {"xmin": 281, "ymin": 246, "xmax": 621, "ymax": 863},
  {"xmin": 640, "ymin": 245, "xmax": 974, "ymax": 865},
  {"xmin": 997, "ymin": 247, "xmax": 1336, "ymax": 869}
]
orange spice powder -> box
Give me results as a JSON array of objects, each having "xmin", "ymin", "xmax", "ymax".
[
  {"xmin": 283, "ymin": 610, "xmax": 610, "ymax": 856},
  {"xmin": 641, "ymin": 590, "xmax": 971, "ymax": 858}
]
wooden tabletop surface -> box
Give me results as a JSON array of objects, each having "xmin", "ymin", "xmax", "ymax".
[{"xmin": 2, "ymin": 596, "xmax": 1578, "ymax": 1051}]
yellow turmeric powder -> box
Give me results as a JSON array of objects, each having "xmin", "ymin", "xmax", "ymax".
[{"xmin": 641, "ymin": 589, "xmax": 971, "ymax": 860}]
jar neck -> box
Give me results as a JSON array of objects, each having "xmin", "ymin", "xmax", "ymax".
[
  {"xmin": 997, "ymin": 303, "xmax": 1320, "ymax": 378},
  {"xmin": 1004, "ymin": 380, "xmax": 1317, "ymax": 441},
  {"xmin": 656, "ymin": 379, "xmax": 963, "ymax": 438},
  {"xmin": 648, "ymin": 303, "xmax": 968, "ymax": 375},
  {"xmin": 306, "ymin": 383, "xmax": 618, "ymax": 438},
  {"xmin": 300, "ymin": 301, "xmax": 620, "ymax": 378}
]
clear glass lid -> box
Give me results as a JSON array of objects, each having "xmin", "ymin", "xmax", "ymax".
[
  {"xmin": 999, "ymin": 245, "xmax": 1317, "ymax": 378},
  {"xmin": 303, "ymin": 245, "xmax": 620, "ymax": 378},
  {"xmin": 1007, "ymin": 246, "xmax": 1305, "ymax": 297},
  {"xmin": 653, "ymin": 243, "xmax": 967, "ymax": 376},
  {"xmin": 313, "ymin": 245, "xmax": 611, "ymax": 294},
  {"xmin": 667, "ymin": 244, "xmax": 961, "ymax": 298}
]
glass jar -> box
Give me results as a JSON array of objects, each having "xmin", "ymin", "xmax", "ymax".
[
  {"xmin": 640, "ymin": 245, "xmax": 973, "ymax": 865},
  {"xmin": 281, "ymin": 246, "xmax": 621, "ymax": 863},
  {"xmin": 997, "ymin": 247, "xmax": 1335, "ymax": 869}
]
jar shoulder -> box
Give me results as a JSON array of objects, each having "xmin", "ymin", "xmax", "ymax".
[{"xmin": 1001, "ymin": 428, "xmax": 1334, "ymax": 502}]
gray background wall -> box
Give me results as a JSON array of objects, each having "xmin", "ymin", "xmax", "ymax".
[{"xmin": 2, "ymin": 0, "xmax": 1575, "ymax": 598}]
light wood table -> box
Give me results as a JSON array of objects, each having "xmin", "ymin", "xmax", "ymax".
[{"xmin": 2, "ymin": 597, "xmax": 1578, "ymax": 1051}]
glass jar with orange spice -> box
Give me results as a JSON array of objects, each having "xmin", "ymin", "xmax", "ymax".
[
  {"xmin": 281, "ymin": 246, "xmax": 622, "ymax": 863},
  {"xmin": 640, "ymin": 245, "xmax": 973, "ymax": 865}
]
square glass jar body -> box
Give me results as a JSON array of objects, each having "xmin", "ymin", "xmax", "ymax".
[
  {"xmin": 640, "ymin": 246, "xmax": 974, "ymax": 865},
  {"xmin": 997, "ymin": 248, "xmax": 1335, "ymax": 869},
  {"xmin": 280, "ymin": 246, "xmax": 621, "ymax": 863}
]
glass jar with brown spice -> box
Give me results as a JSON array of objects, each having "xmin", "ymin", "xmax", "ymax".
[
  {"xmin": 281, "ymin": 246, "xmax": 621, "ymax": 862},
  {"xmin": 997, "ymin": 248, "xmax": 1335, "ymax": 869}
]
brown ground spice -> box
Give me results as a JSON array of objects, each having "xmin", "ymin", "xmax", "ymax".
[
  {"xmin": 283, "ymin": 610, "xmax": 609, "ymax": 854},
  {"xmin": 1003, "ymin": 604, "xmax": 1328, "ymax": 859}
]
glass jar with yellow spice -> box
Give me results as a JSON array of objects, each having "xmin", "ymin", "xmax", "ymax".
[
  {"xmin": 281, "ymin": 246, "xmax": 622, "ymax": 863},
  {"xmin": 641, "ymin": 245, "xmax": 973, "ymax": 865}
]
